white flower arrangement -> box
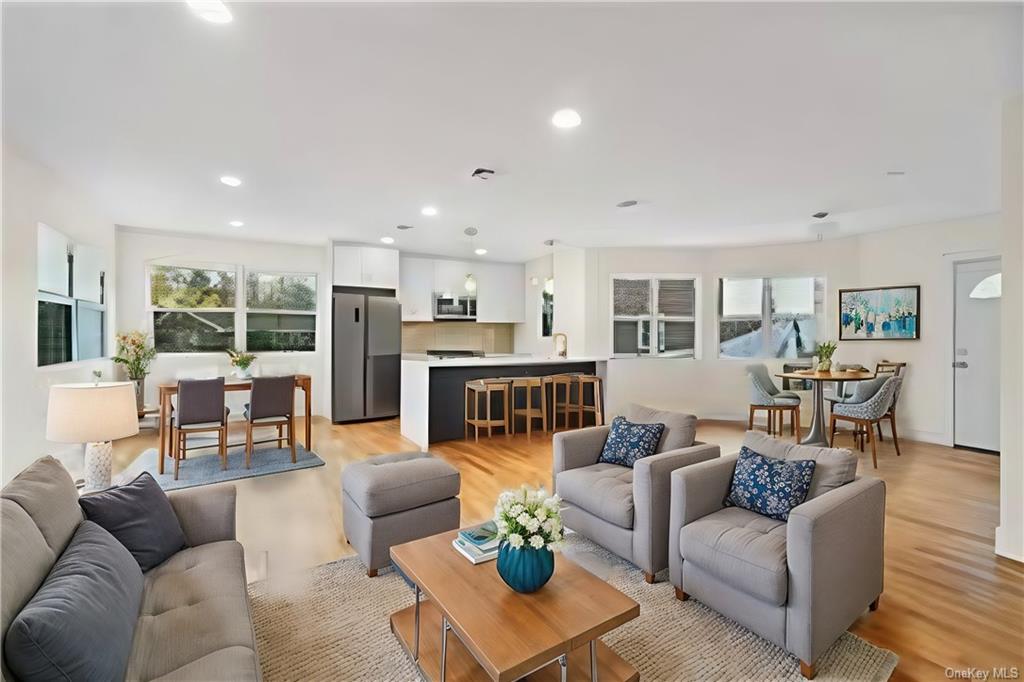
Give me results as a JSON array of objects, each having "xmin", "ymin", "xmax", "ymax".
[{"xmin": 493, "ymin": 486, "xmax": 563, "ymax": 552}]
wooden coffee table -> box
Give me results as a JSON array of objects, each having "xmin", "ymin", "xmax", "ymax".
[{"xmin": 390, "ymin": 530, "xmax": 640, "ymax": 682}]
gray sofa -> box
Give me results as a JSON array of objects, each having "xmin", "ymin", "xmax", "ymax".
[
  {"xmin": 668, "ymin": 431, "xmax": 885, "ymax": 679},
  {"xmin": 1, "ymin": 457, "xmax": 261, "ymax": 681},
  {"xmin": 553, "ymin": 404, "xmax": 720, "ymax": 582}
]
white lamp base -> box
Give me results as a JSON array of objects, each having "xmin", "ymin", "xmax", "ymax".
[{"xmin": 84, "ymin": 441, "xmax": 113, "ymax": 492}]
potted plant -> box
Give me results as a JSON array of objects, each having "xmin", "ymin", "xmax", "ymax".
[
  {"xmin": 112, "ymin": 331, "xmax": 157, "ymax": 412},
  {"xmin": 226, "ymin": 347, "xmax": 257, "ymax": 379},
  {"xmin": 815, "ymin": 340, "xmax": 838, "ymax": 372},
  {"xmin": 493, "ymin": 486, "xmax": 564, "ymax": 593}
]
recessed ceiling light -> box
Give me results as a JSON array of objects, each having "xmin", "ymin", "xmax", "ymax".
[
  {"xmin": 187, "ymin": 0, "xmax": 233, "ymax": 24},
  {"xmin": 551, "ymin": 108, "xmax": 582, "ymax": 129},
  {"xmin": 380, "ymin": 236, "xmax": 395, "ymax": 245},
  {"xmin": 474, "ymin": 248, "xmax": 488, "ymax": 256},
  {"xmin": 421, "ymin": 206, "xmax": 438, "ymax": 217},
  {"xmin": 219, "ymin": 175, "xmax": 242, "ymax": 187},
  {"xmin": 229, "ymin": 220, "xmax": 244, "ymax": 227}
]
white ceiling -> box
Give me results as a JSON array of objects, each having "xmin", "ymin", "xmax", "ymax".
[{"xmin": 4, "ymin": 2, "xmax": 1021, "ymax": 262}]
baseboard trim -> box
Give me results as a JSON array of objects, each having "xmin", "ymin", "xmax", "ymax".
[
  {"xmin": 995, "ymin": 527, "xmax": 1024, "ymax": 563},
  {"xmin": 699, "ymin": 416, "xmax": 948, "ymax": 446}
]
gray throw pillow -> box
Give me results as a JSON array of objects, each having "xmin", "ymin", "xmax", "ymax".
[
  {"xmin": 79, "ymin": 471, "xmax": 186, "ymax": 571},
  {"xmin": 5, "ymin": 521, "xmax": 143, "ymax": 682},
  {"xmin": 625, "ymin": 403, "xmax": 697, "ymax": 452}
]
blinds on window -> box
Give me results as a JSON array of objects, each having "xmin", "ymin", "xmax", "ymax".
[
  {"xmin": 657, "ymin": 279, "xmax": 696, "ymax": 317},
  {"xmin": 612, "ymin": 279, "xmax": 651, "ymax": 316}
]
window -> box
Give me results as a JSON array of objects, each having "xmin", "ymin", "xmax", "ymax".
[
  {"xmin": 146, "ymin": 265, "xmax": 317, "ymax": 353},
  {"xmin": 36, "ymin": 223, "xmax": 106, "ymax": 367},
  {"xmin": 611, "ymin": 275, "xmax": 698, "ymax": 358},
  {"xmin": 149, "ymin": 265, "xmax": 237, "ymax": 353},
  {"xmin": 541, "ymin": 277, "xmax": 554, "ymax": 338},
  {"xmin": 718, "ymin": 276, "xmax": 825, "ymax": 358},
  {"xmin": 245, "ymin": 272, "xmax": 316, "ymax": 351}
]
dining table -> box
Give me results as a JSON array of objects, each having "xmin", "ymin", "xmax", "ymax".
[
  {"xmin": 156, "ymin": 374, "xmax": 313, "ymax": 475},
  {"xmin": 775, "ymin": 369, "xmax": 876, "ymax": 446}
]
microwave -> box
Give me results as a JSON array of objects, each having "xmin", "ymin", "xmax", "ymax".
[{"xmin": 433, "ymin": 293, "xmax": 477, "ymax": 320}]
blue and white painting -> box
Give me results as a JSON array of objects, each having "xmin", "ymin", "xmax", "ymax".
[{"xmin": 839, "ymin": 286, "xmax": 920, "ymax": 340}]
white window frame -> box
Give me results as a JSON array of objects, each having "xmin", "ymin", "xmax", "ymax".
[
  {"xmin": 145, "ymin": 263, "xmax": 319, "ymax": 355},
  {"xmin": 609, "ymin": 274, "xmax": 701, "ymax": 359},
  {"xmin": 244, "ymin": 269, "xmax": 319, "ymax": 353},
  {"xmin": 716, "ymin": 275, "xmax": 825, "ymax": 360}
]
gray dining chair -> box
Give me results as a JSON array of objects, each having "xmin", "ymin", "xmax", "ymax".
[
  {"xmin": 244, "ymin": 375, "xmax": 297, "ymax": 467},
  {"xmin": 830, "ymin": 376, "xmax": 902, "ymax": 468},
  {"xmin": 172, "ymin": 378, "xmax": 229, "ymax": 480},
  {"xmin": 746, "ymin": 363, "xmax": 801, "ymax": 439}
]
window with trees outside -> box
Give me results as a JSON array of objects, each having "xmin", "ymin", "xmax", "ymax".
[
  {"xmin": 245, "ymin": 272, "xmax": 316, "ymax": 351},
  {"xmin": 148, "ymin": 265, "xmax": 317, "ymax": 353},
  {"xmin": 611, "ymin": 275, "xmax": 699, "ymax": 358},
  {"xmin": 718, "ymin": 276, "xmax": 825, "ymax": 359}
]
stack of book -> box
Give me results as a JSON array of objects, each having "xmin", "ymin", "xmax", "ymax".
[{"xmin": 452, "ymin": 521, "xmax": 500, "ymax": 564}]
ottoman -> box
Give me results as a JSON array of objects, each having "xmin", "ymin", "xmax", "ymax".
[{"xmin": 341, "ymin": 451, "xmax": 461, "ymax": 576}]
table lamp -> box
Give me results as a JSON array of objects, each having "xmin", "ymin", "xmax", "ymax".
[{"xmin": 46, "ymin": 382, "xmax": 139, "ymax": 492}]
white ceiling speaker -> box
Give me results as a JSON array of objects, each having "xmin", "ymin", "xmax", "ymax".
[{"xmin": 464, "ymin": 227, "xmax": 479, "ymax": 237}]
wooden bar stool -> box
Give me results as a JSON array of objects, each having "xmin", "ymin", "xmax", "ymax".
[
  {"xmin": 548, "ymin": 373, "xmax": 582, "ymax": 431},
  {"xmin": 511, "ymin": 377, "xmax": 548, "ymax": 437},
  {"xmin": 575, "ymin": 375, "xmax": 605, "ymax": 428},
  {"xmin": 464, "ymin": 379, "xmax": 511, "ymax": 441}
]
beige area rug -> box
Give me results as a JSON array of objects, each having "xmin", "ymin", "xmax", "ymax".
[{"xmin": 248, "ymin": 536, "xmax": 898, "ymax": 681}]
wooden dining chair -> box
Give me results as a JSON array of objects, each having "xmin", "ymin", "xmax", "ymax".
[
  {"xmin": 171, "ymin": 378, "xmax": 229, "ymax": 480},
  {"xmin": 244, "ymin": 375, "xmax": 297, "ymax": 467}
]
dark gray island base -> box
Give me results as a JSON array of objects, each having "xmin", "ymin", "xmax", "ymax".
[{"xmin": 428, "ymin": 361, "xmax": 598, "ymax": 442}]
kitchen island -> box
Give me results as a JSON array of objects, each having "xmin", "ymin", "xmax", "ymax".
[{"xmin": 400, "ymin": 354, "xmax": 607, "ymax": 448}]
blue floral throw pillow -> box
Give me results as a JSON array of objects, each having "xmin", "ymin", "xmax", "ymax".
[
  {"xmin": 725, "ymin": 447, "xmax": 817, "ymax": 521},
  {"xmin": 598, "ymin": 416, "xmax": 665, "ymax": 467}
]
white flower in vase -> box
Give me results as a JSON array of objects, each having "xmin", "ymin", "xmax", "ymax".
[
  {"xmin": 507, "ymin": 533, "xmax": 524, "ymax": 549},
  {"xmin": 529, "ymin": 535, "xmax": 545, "ymax": 549},
  {"xmin": 493, "ymin": 485, "xmax": 565, "ymax": 553}
]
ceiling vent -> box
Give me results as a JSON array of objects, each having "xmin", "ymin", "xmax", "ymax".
[
  {"xmin": 812, "ymin": 211, "xmax": 829, "ymax": 220},
  {"xmin": 616, "ymin": 200, "xmax": 639, "ymax": 209},
  {"xmin": 396, "ymin": 224, "xmax": 414, "ymax": 230},
  {"xmin": 464, "ymin": 227, "xmax": 479, "ymax": 236},
  {"xmin": 471, "ymin": 168, "xmax": 495, "ymax": 180}
]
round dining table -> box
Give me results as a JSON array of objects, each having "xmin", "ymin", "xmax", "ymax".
[{"xmin": 775, "ymin": 369, "xmax": 876, "ymax": 446}]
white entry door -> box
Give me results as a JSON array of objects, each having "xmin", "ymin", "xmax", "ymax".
[{"xmin": 953, "ymin": 258, "xmax": 1001, "ymax": 452}]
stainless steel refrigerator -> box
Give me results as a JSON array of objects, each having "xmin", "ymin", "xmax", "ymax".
[{"xmin": 332, "ymin": 291, "xmax": 401, "ymax": 422}]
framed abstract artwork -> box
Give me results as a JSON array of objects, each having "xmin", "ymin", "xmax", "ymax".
[{"xmin": 839, "ymin": 285, "xmax": 920, "ymax": 340}]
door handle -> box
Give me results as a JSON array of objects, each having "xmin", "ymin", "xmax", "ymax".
[{"xmin": 952, "ymin": 361, "xmax": 968, "ymax": 369}]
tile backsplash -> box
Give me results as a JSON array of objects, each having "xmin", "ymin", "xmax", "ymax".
[{"xmin": 402, "ymin": 322, "xmax": 514, "ymax": 354}]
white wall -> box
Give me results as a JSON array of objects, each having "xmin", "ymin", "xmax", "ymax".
[
  {"xmin": 115, "ymin": 228, "xmax": 331, "ymax": 417},
  {"xmin": 514, "ymin": 254, "xmax": 554, "ymax": 356},
  {"xmin": 585, "ymin": 214, "xmax": 1001, "ymax": 445},
  {"xmin": 553, "ymin": 246, "xmax": 588, "ymax": 357},
  {"xmin": 1, "ymin": 144, "xmax": 117, "ymax": 483},
  {"xmin": 997, "ymin": 95, "xmax": 1023, "ymax": 562}
]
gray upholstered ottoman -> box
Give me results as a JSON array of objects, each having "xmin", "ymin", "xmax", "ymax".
[{"xmin": 341, "ymin": 452, "xmax": 461, "ymax": 576}]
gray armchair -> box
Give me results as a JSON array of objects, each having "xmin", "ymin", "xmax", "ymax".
[
  {"xmin": 553, "ymin": 404, "xmax": 720, "ymax": 582},
  {"xmin": 668, "ymin": 431, "xmax": 885, "ymax": 679}
]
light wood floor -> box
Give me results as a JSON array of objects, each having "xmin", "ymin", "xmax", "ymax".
[{"xmin": 113, "ymin": 417, "xmax": 1023, "ymax": 682}]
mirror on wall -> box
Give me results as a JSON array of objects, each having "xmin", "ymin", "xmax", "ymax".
[{"xmin": 541, "ymin": 277, "xmax": 554, "ymax": 337}]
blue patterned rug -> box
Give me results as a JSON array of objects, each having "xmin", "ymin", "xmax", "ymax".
[{"xmin": 115, "ymin": 443, "xmax": 325, "ymax": 491}]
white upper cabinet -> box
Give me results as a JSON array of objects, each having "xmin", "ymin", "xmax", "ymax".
[
  {"xmin": 433, "ymin": 259, "xmax": 473, "ymax": 298},
  {"xmin": 399, "ymin": 257, "xmax": 434, "ymax": 321},
  {"xmin": 73, "ymin": 243, "xmax": 105, "ymax": 303},
  {"xmin": 38, "ymin": 223, "xmax": 71, "ymax": 296},
  {"xmin": 332, "ymin": 245, "xmax": 399, "ymax": 289},
  {"xmin": 476, "ymin": 262, "xmax": 525, "ymax": 323}
]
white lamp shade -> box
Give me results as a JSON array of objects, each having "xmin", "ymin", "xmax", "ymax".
[{"xmin": 46, "ymin": 382, "xmax": 140, "ymax": 443}]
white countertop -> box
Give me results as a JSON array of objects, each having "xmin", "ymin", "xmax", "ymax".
[{"xmin": 401, "ymin": 353, "xmax": 607, "ymax": 368}]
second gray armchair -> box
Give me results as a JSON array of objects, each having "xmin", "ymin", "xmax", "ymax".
[
  {"xmin": 668, "ymin": 430, "xmax": 885, "ymax": 679},
  {"xmin": 553, "ymin": 403, "xmax": 720, "ymax": 582}
]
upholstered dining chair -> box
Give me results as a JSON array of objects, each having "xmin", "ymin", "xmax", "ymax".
[
  {"xmin": 830, "ymin": 376, "xmax": 902, "ymax": 468},
  {"xmin": 747, "ymin": 364, "xmax": 801, "ymax": 440},
  {"xmin": 244, "ymin": 375, "xmax": 297, "ymax": 467},
  {"xmin": 171, "ymin": 378, "xmax": 229, "ymax": 480}
]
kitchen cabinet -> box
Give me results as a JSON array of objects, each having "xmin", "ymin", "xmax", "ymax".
[
  {"xmin": 476, "ymin": 262, "xmax": 525, "ymax": 323},
  {"xmin": 433, "ymin": 259, "xmax": 474, "ymax": 298},
  {"xmin": 399, "ymin": 256, "xmax": 434, "ymax": 321},
  {"xmin": 333, "ymin": 245, "xmax": 399, "ymax": 289}
]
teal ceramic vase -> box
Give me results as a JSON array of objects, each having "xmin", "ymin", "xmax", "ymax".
[{"xmin": 496, "ymin": 541, "xmax": 554, "ymax": 593}]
